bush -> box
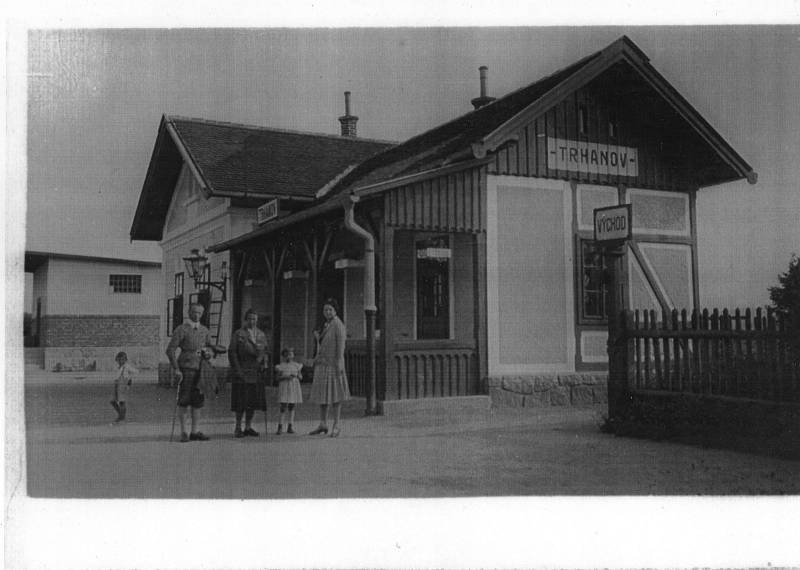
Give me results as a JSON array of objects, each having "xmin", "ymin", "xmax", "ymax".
[{"xmin": 769, "ymin": 254, "xmax": 800, "ymax": 362}]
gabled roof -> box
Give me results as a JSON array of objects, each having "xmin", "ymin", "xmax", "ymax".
[
  {"xmin": 130, "ymin": 116, "xmax": 395, "ymax": 241},
  {"xmin": 325, "ymin": 35, "xmax": 755, "ymax": 198},
  {"xmin": 211, "ymin": 35, "xmax": 759, "ymax": 254},
  {"xmin": 25, "ymin": 250, "xmax": 161, "ymax": 272}
]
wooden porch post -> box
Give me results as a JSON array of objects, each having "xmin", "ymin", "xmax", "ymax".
[
  {"xmin": 263, "ymin": 241, "xmax": 288, "ymax": 370},
  {"xmin": 231, "ymin": 249, "xmax": 249, "ymax": 331},
  {"xmin": 472, "ymin": 232, "xmax": 488, "ymax": 393},
  {"xmin": 605, "ymin": 246, "xmax": 630, "ymax": 419},
  {"xmin": 381, "ymin": 224, "xmax": 396, "ymax": 402},
  {"xmin": 303, "ymin": 225, "xmax": 335, "ymax": 348}
]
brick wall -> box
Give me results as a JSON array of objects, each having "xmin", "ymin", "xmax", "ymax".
[{"xmin": 41, "ymin": 315, "xmax": 160, "ymax": 347}]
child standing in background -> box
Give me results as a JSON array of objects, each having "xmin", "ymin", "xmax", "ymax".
[
  {"xmin": 110, "ymin": 351, "xmax": 136, "ymax": 423},
  {"xmin": 274, "ymin": 347, "xmax": 303, "ymax": 434}
]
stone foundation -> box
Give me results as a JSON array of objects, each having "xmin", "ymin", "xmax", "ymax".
[{"xmin": 486, "ymin": 373, "xmax": 608, "ymax": 408}]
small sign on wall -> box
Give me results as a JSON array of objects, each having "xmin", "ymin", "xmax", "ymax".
[
  {"xmin": 594, "ymin": 204, "xmax": 632, "ymax": 244},
  {"xmin": 257, "ymin": 199, "xmax": 279, "ymax": 225}
]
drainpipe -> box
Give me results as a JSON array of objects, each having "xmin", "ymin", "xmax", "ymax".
[{"xmin": 343, "ymin": 194, "xmax": 377, "ymax": 415}]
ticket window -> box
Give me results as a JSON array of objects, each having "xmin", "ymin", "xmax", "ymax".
[{"xmin": 416, "ymin": 236, "xmax": 451, "ymax": 340}]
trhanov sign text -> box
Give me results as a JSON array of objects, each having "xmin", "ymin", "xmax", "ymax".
[
  {"xmin": 594, "ymin": 204, "xmax": 632, "ymax": 244},
  {"xmin": 548, "ymin": 137, "xmax": 638, "ymax": 177}
]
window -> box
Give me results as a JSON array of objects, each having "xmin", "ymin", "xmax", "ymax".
[
  {"xmin": 109, "ymin": 274, "xmax": 142, "ymax": 293},
  {"xmin": 416, "ymin": 236, "xmax": 450, "ymax": 339},
  {"xmin": 174, "ymin": 272, "xmax": 184, "ymax": 296},
  {"xmin": 169, "ymin": 273, "xmax": 184, "ymax": 334},
  {"xmin": 580, "ymin": 240, "xmax": 607, "ymax": 321},
  {"xmin": 608, "ymin": 111, "xmax": 618, "ymax": 139}
]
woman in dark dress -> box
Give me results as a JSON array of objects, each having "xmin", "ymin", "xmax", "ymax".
[{"xmin": 228, "ymin": 308, "xmax": 269, "ymax": 437}]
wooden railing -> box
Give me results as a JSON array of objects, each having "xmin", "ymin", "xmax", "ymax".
[
  {"xmin": 391, "ymin": 346, "xmax": 477, "ymax": 400},
  {"xmin": 614, "ymin": 308, "xmax": 799, "ymax": 403},
  {"xmin": 344, "ymin": 342, "xmax": 369, "ymax": 398}
]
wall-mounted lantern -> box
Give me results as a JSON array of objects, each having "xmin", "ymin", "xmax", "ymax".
[{"xmin": 183, "ymin": 248, "xmax": 228, "ymax": 301}]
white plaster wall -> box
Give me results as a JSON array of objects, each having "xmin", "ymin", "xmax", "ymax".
[
  {"xmin": 486, "ymin": 176, "xmax": 575, "ymax": 375},
  {"xmin": 45, "ymin": 258, "xmax": 161, "ymax": 316},
  {"xmin": 227, "ymin": 207, "xmax": 259, "ymax": 238},
  {"xmin": 156, "ymin": 161, "xmax": 258, "ymax": 362},
  {"xmin": 162, "ymin": 223, "xmax": 229, "ymax": 351}
]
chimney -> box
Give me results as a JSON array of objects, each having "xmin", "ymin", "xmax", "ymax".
[
  {"xmin": 338, "ymin": 91, "xmax": 358, "ymax": 137},
  {"xmin": 470, "ymin": 66, "xmax": 496, "ymax": 110}
]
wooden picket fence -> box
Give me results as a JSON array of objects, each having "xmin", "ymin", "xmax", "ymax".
[{"xmin": 613, "ymin": 307, "xmax": 799, "ymax": 403}]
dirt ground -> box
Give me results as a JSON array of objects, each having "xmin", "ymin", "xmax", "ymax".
[{"xmin": 20, "ymin": 369, "xmax": 800, "ymax": 498}]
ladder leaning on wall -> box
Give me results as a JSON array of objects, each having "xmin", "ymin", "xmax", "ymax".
[{"xmin": 189, "ymin": 289, "xmax": 224, "ymax": 346}]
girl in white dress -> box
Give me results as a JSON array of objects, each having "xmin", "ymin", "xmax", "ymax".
[{"xmin": 274, "ymin": 347, "xmax": 303, "ymax": 434}]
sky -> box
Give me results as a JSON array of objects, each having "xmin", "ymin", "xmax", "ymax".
[
  {"xmin": 20, "ymin": 25, "xmax": 800, "ymax": 310},
  {"xmin": 6, "ymin": 4, "xmax": 800, "ymax": 568}
]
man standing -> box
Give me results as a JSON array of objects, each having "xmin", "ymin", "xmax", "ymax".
[{"xmin": 166, "ymin": 303, "xmax": 215, "ymax": 442}]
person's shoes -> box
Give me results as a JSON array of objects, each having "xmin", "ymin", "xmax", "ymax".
[
  {"xmin": 234, "ymin": 427, "xmax": 244, "ymax": 438},
  {"xmin": 329, "ymin": 426, "xmax": 341, "ymax": 438},
  {"xmin": 180, "ymin": 432, "xmax": 190, "ymax": 443},
  {"xmin": 190, "ymin": 432, "xmax": 210, "ymax": 441},
  {"xmin": 243, "ymin": 428, "xmax": 259, "ymax": 437},
  {"xmin": 276, "ymin": 425, "xmax": 283, "ymax": 435},
  {"xmin": 309, "ymin": 425, "xmax": 328, "ymax": 435},
  {"xmin": 287, "ymin": 425, "xmax": 295, "ymax": 434}
]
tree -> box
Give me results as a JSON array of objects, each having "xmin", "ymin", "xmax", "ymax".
[{"xmin": 769, "ymin": 254, "xmax": 800, "ymax": 361}]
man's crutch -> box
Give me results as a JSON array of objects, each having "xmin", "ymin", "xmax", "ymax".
[
  {"xmin": 169, "ymin": 374, "xmax": 183, "ymax": 443},
  {"xmin": 262, "ymin": 365, "xmax": 269, "ymax": 443}
]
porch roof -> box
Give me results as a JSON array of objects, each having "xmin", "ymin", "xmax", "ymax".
[{"xmin": 130, "ymin": 115, "xmax": 395, "ymax": 241}]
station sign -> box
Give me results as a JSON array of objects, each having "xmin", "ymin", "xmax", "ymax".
[
  {"xmin": 548, "ymin": 137, "xmax": 638, "ymax": 177},
  {"xmin": 594, "ymin": 204, "xmax": 632, "ymax": 244},
  {"xmin": 257, "ymin": 199, "xmax": 279, "ymax": 225}
]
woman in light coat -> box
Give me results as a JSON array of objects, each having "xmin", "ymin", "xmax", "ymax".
[{"xmin": 308, "ymin": 298, "xmax": 350, "ymax": 437}]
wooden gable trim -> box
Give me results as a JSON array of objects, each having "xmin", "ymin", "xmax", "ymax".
[
  {"xmin": 622, "ymin": 54, "xmax": 757, "ymax": 185},
  {"xmin": 472, "ymin": 40, "xmax": 626, "ymax": 159},
  {"xmin": 472, "ymin": 37, "xmax": 756, "ymax": 186},
  {"xmin": 316, "ymin": 164, "xmax": 359, "ymax": 199},
  {"xmin": 164, "ymin": 120, "xmax": 212, "ymax": 197}
]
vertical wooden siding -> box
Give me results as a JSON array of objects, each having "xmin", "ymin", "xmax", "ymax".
[
  {"xmin": 392, "ymin": 347, "xmax": 478, "ymax": 399},
  {"xmin": 490, "ymin": 86, "xmax": 690, "ymax": 191},
  {"xmin": 384, "ymin": 166, "xmax": 486, "ymax": 232}
]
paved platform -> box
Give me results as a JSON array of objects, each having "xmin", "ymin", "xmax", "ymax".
[
  {"xmin": 16, "ymin": 365, "xmax": 800, "ymax": 499},
  {"xmin": 378, "ymin": 394, "xmax": 491, "ymax": 416}
]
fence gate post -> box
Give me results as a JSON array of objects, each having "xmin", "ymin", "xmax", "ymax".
[{"xmin": 604, "ymin": 246, "xmax": 629, "ymax": 419}]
